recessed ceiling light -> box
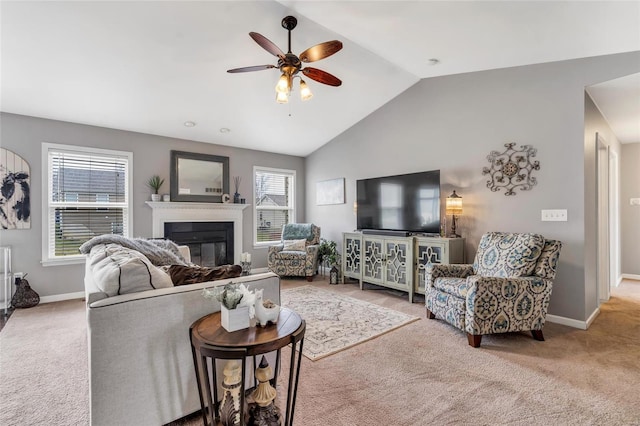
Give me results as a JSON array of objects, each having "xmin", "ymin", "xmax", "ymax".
[
  {"xmin": 428, "ymin": 58, "xmax": 440, "ymax": 65},
  {"xmin": 219, "ymin": 128, "xmax": 231, "ymax": 133},
  {"xmin": 183, "ymin": 121, "xmax": 196, "ymax": 127}
]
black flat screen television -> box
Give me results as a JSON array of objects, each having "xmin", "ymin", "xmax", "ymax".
[{"xmin": 357, "ymin": 170, "xmax": 440, "ymax": 234}]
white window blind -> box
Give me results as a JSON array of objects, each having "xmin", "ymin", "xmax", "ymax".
[
  {"xmin": 254, "ymin": 167, "xmax": 295, "ymax": 245},
  {"xmin": 42, "ymin": 144, "xmax": 132, "ymax": 264}
]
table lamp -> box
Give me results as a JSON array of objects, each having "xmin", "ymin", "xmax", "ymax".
[{"xmin": 445, "ymin": 190, "xmax": 463, "ymax": 238}]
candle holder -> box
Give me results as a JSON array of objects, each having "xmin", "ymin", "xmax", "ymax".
[{"xmin": 241, "ymin": 261, "xmax": 252, "ymax": 276}]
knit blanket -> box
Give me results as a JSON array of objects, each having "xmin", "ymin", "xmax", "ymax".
[{"xmin": 79, "ymin": 235, "xmax": 188, "ymax": 266}]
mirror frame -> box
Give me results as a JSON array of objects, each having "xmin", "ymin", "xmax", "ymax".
[{"xmin": 170, "ymin": 150, "xmax": 230, "ymax": 202}]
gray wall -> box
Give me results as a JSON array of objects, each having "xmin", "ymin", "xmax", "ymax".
[
  {"xmin": 305, "ymin": 51, "xmax": 640, "ymax": 322},
  {"xmin": 0, "ymin": 113, "xmax": 305, "ymax": 297},
  {"xmin": 621, "ymin": 143, "xmax": 640, "ymax": 276}
]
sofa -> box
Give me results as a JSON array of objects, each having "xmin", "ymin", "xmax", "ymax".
[
  {"xmin": 267, "ymin": 223, "xmax": 321, "ymax": 281},
  {"xmin": 84, "ymin": 245, "xmax": 281, "ymax": 426},
  {"xmin": 425, "ymin": 232, "xmax": 562, "ymax": 347}
]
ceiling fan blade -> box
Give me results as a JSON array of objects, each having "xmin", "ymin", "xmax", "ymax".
[
  {"xmin": 302, "ymin": 67, "xmax": 342, "ymax": 87},
  {"xmin": 299, "ymin": 40, "xmax": 343, "ymax": 63},
  {"xmin": 249, "ymin": 32, "xmax": 285, "ymax": 59},
  {"xmin": 227, "ymin": 65, "xmax": 276, "ymax": 73}
]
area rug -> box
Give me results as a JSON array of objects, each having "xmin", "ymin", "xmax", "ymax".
[{"xmin": 280, "ymin": 285, "xmax": 420, "ymax": 361}]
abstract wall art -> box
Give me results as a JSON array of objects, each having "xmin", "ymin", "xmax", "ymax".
[{"xmin": 1, "ymin": 148, "xmax": 31, "ymax": 229}]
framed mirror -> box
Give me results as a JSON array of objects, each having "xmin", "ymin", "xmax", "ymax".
[{"xmin": 170, "ymin": 151, "xmax": 229, "ymax": 202}]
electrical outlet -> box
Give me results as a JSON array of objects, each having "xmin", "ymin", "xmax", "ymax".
[{"xmin": 541, "ymin": 209, "xmax": 568, "ymax": 222}]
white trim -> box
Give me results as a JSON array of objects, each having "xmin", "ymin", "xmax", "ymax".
[
  {"xmin": 621, "ymin": 273, "xmax": 640, "ymax": 282},
  {"xmin": 39, "ymin": 291, "xmax": 85, "ymax": 304},
  {"xmin": 145, "ymin": 201, "xmax": 250, "ymax": 264},
  {"xmin": 546, "ymin": 308, "xmax": 600, "ymax": 330},
  {"xmin": 41, "ymin": 142, "xmax": 133, "ymax": 265}
]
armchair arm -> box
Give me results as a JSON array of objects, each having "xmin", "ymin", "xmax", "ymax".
[
  {"xmin": 268, "ymin": 244, "xmax": 284, "ymax": 256},
  {"xmin": 305, "ymin": 244, "xmax": 320, "ymax": 276},
  {"xmin": 465, "ymin": 276, "xmax": 553, "ymax": 336},
  {"xmin": 425, "ymin": 264, "xmax": 474, "ymax": 289}
]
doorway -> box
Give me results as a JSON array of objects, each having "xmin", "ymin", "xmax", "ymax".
[{"xmin": 596, "ymin": 133, "xmax": 621, "ymax": 304}]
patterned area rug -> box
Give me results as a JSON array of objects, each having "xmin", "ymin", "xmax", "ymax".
[{"xmin": 280, "ymin": 285, "xmax": 420, "ymax": 361}]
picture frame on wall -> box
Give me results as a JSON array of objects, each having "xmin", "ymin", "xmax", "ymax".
[
  {"xmin": 316, "ymin": 178, "xmax": 345, "ymax": 205},
  {"xmin": 170, "ymin": 150, "xmax": 229, "ymax": 202}
]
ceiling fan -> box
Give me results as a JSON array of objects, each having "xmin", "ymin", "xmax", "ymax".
[{"xmin": 227, "ymin": 16, "xmax": 343, "ymax": 104}]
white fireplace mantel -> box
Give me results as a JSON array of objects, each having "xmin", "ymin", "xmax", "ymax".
[{"xmin": 145, "ymin": 201, "xmax": 250, "ymax": 264}]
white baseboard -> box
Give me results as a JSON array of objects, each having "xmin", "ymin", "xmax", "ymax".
[
  {"xmin": 546, "ymin": 309, "xmax": 596, "ymax": 330},
  {"xmin": 620, "ymin": 274, "xmax": 640, "ymax": 282},
  {"xmin": 39, "ymin": 291, "xmax": 85, "ymax": 304}
]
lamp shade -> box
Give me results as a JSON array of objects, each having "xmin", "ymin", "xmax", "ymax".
[{"xmin": 445, "ymin": 190, "xmax": 463, "ymax": 216}]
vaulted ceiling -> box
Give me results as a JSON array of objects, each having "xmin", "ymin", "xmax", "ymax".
[{"xmin": 2, "ymin": 1, "xmax": 639, "ymax": 156}]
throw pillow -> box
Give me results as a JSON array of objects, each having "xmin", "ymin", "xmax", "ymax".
[
  {"xmin": 87, "ymin": 243, "xmax": 174, "ymax": 296},
  {"xmin": 473, "ymin": 232, "xmax": 545, "ymax": 278},
  {"xmin": 166, "ymin": 264, "xmax": 243, "ymax": 286},
  {"xmin": 283, "ymin": 239, "xmax": 307, "ymax": 251}
]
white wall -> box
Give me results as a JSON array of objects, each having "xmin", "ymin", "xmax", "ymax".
[
  {"xmin": 305, "ymin": 51, "xmax": 640, "ymax": 323},
  {"xmin": 0, "ymin": 113, "xmax": 305, "ymax": 297},
  {"xmin": 621, "ymin": 143, "xmax": 640, "ymax": 276}
]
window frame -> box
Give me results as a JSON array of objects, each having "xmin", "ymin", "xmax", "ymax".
[
  {"xmin": 253, "ymin": 166, "xmax": 296, "ymax": 248},
  {"xmin": 41, "ymin": 142, "xmax": 133, "ymax": 266}
]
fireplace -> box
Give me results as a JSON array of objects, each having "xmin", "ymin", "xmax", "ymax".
[
  {"xmin": 146, "ymin": 201, "xmax": 250, "ymax": 265},
  {"xmin": 164, "ymin": 221, "xmax": 233, "ymax": 267}
]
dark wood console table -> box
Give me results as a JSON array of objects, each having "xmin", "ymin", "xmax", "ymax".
[{"xmin": 190, "ymin": 308, "xmax": 305, "ymax": 426}]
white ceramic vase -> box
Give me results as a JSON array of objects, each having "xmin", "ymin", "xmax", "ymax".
[{"xmin": 150, "ymin": 193, "xmax": 161, "ymax": 202}]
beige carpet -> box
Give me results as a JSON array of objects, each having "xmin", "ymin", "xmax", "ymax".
[
  {"xmin": 281, "ymin": 285, "xmax": 420, "ymax": 360},
  {"xmin": 2, "ymin": 277, "xmax": 640, "ymax": 425}
]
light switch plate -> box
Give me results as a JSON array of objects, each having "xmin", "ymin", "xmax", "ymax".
[
  {"xmin": 630, "ymin": 198, "xmax": 640, "ymax": 206},
  {"xmin": 541, "ymin": 209, "xmax": 568, "ymax": 221}
]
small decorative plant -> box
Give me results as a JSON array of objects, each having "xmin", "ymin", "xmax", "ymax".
[
  {"xmin": 318, "ymin": 239, "xmax": 340, "ymax": 267},
  {"xmin": 203, "ymin": 282, "xmax": 255, "ymax": 312},
  {"xmin": 147, "ymin": 175, "xmax": 164, "ymax": 194}
]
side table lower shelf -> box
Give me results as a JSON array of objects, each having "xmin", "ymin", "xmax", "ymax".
[{"xmin": 190, "ymin": 308, "xmax": 305, "ymax": 426}]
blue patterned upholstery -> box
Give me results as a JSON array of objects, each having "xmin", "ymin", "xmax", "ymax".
[
  {"xmin": 426, "ymin": 232, "xmax": 562, "ymax": 347},
  {"xmin": 268, "ymin": 224, "xmax": 321, "ymax": 279}
]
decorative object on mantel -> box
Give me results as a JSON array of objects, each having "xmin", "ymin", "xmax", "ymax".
[
  {"xmin": 227, "ymin": 15, "xmax": 343, "ymax": 104},
  {"xmin": 147, "ymin": 175, "xmax": 165, "ymax": 202},
  {"xmin": 316, "ymin": 178, "xmax": 345, "ymax": 205},
  {"xmin": 445, "ymin": 190, "xmax": 463, "ymax": 238},
  {"xmin": 0, "ymin": 148, "xmax": 31, "ymax": 230},
  {"xmin": 233, "ymin": 176, "xmax": 242, "ymax": 204},
  {"xmin": 202, "ymin": 282, "xmax": 255, "ymax": 332},
  {"xmin": 240, "ymin": 252, "xmax": 252, "ymax": 275},
  {"xmin": 222, "ymin": 193, "xmax": 231, "ymax": 203},
  {"xmin": 162, "ymin": 194, "xmax": 170, "ymax": 202},
  {"xmin": 11, "ymin": 274, "xmax": 39, "ymax": 309},
  {"xmin": 483, "ymin": 142, "xmax": 539, "ymax": 196},
  {"xmin": 170, "ymin": 150, "xmax": 229, "ymax": 203},
  {"xmin": 248, "ymin": 356, "xmax": 283, "ymax": 426}
]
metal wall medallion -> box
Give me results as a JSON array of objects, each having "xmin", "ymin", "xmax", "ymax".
[{"xmin": 482, "ymin": 142, "xmax": 539, "ymax": 196}]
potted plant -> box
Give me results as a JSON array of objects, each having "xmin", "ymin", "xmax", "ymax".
[
  {"xmin": 318, "ymin": 239, "xmax": 341, "ymax": 284},
  {"xmin": 147, "ymin": 175, "xmax": 164, "ymax": 201},
  {"xmin": 202, "ymin": 283, "xmax": 253, "ymax": 332}
]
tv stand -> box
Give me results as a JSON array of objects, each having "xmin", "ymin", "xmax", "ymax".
[
  {"xmin": 342, "ymin": 232, "xmax": 465, "ymax": 302},
  {"xmin": 361, "ymin": 229, "xmax": 410, "ymax": 237}
]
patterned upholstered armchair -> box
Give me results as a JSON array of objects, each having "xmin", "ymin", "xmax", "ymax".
[
  {"xmin": 267, "ymin": 223, "xmax": 321, "ymax": 281},
  {"xmin": 425, "ymin": 232, "xmax": 562, "ymax": 347}
]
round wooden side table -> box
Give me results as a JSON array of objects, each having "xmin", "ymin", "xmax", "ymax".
[{"xmin": 190, "ymin": 307, "xmax": 305, "ymax": 426}]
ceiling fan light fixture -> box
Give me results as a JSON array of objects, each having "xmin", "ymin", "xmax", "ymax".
[
  {"xmin": 275, "ymin": 73, "xmax": 290, "ymax": 94},
  {"xmin": 299, "ymin": 79, "xmax": 313, "ymax": 101},
  {"xmin": 276, "ymin": 91, "xmax": 289, "ymax": 104}
]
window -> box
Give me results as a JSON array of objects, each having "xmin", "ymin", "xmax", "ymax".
[
  {"xmin": 42, "ymin": 143, "xmax": 133, "ymax": 265},
  {"xmin": 254, "ymin": 166, "xmax": 295, "ymax": 246}
]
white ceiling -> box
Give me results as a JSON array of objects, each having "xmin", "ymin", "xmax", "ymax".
[
  {"xmin": 587, "ymin": 73, "xmax": 640, "ymax": 144},
  {"xmin": 2, "ymin": 1, "xmax": 639, "ymax": 156}
]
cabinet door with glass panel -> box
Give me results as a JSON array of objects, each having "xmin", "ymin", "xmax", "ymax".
[
  {"xmin": 342, "ymin": 233, "xmax": 362, "ymax": 283},
  {"xmin": 414, "ymin": 237, "xmax": 465, "ymax": 294}
]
